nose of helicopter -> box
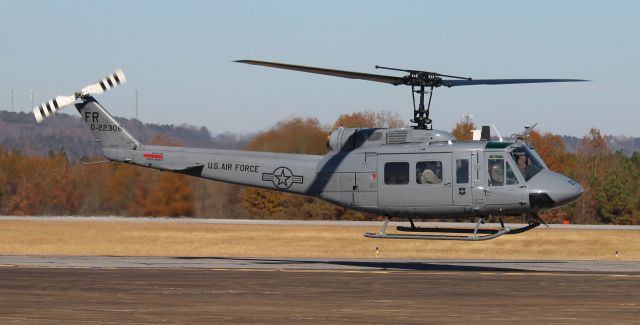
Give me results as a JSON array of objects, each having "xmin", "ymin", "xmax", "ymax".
[{"xmin": 527, "ymin": 170, "xmax": 584, "ymax": 209}]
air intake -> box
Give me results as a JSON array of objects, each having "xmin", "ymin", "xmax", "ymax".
[{"xmin": 386, "ymin": 130, "xmax": 409, "ymax": 144}]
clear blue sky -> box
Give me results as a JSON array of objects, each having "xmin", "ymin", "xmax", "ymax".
[{"xmin": 1, "ymin": 0, "xmax": 639, "ymax": 137}]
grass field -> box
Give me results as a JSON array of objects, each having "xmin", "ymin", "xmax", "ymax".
[{"xmin": 0, "ymin": 219, "xmax": 638, "ymax": 260}]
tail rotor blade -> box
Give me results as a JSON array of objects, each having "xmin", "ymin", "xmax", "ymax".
[
  {"xmin": 32, "ymin": 69, "xmax": 127, "ymax": 123},
  {"xmin": 79, "ymin": 69, "xmax": 127, "ymax": 97},
  {"xmin": 32, "ymin": 95, "xmax": 76, "ymax": 123}
]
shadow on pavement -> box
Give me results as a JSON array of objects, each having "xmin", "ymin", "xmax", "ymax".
[{"xmin": 174, "ymin": 256, "xmax": 556, "ymax": 272}]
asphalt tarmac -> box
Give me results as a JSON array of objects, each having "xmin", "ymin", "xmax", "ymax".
[
  {"xmin": 4, "ymin": 215, "xmax": 640, "ymax": 230},
  {"xmin": 1, "ymin": 256, "xmax": 639, "ymax": 324}
]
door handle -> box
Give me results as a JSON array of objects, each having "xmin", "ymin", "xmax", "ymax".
[
  {"xmin": 444, "ymin": 182, "xmax": 451, "ymax": 186},
  {"xmin": 475, "ymin": 186, "xmax": 490, "ymax": 194}
]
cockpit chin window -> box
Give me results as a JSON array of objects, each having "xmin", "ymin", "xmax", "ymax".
[{"xmin": 511, "ymin": 146, "xmax": 545, "ymax": 181}]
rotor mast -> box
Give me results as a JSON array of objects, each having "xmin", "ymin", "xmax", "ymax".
[
  {"xmin": 376, "ymin": 65, "xmax": 471, "ymax": 129},
  {"xmin": 413, "ymin": 85, "xmax": 432, "ymax": 129}
]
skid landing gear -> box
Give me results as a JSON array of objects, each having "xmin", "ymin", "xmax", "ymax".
[{"xmin": 364, "ymin": 217, "xmax": 541, "ymax": 241}]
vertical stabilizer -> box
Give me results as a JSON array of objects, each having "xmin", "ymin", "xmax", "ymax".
[{"xmin": 75, "ymin": 96, "xmax": 140, "ymax": 150}]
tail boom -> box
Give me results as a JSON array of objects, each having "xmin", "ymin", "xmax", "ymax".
[
  {"xmin": 126, "ymin": 145, "xmax": 322, "ymax": 195},
  {"xmin": 76, "ymin": 97, "xmax": 322, "ymax": 195}
]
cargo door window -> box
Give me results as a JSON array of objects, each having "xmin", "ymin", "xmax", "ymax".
[
  {"xmin": 456, "ymin": 159, "xmax": 470, "ymax": 184},
  {"xmin": 384, "ymin": 162, "xmax": 409, "ymax": 185},
  {"xmin": 416, "ymin": 161, "xmax": 443, "ymax": 184}
]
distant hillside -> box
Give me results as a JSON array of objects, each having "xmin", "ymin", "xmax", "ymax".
[
  {"xmin": 0, "ymin": 111, "xmax": 252, "ymax": 160},
  {"xmin": 562, "ymin": 135, "xmax": 640, "ymax": 155}
]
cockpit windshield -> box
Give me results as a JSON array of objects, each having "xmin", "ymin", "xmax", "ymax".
[{"xmin": 510, "ymin": 145, "xmax": 545, "ymax": 181}]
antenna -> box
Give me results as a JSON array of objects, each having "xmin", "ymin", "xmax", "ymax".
[
  {"xmin": 135, "ymin": 89, "xmax": 138, "ymax": 120},
  {"xmin": 511, "ymin": 123, "xmax": 538, "ymax": 140},
  {"xmin": 491, "ymin": 124, "xmax": 504, "ymax": 142},
  {"xmin": 10, "ymin": 88, "xmax": 13, "ymax": 111}
]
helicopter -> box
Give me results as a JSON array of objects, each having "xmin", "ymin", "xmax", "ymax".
[{"xmin": 32, "ymin": 61, "xmax": 586, "ymax": 241}]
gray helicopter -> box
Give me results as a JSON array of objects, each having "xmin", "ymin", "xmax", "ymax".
[{"xmin": 32, "ymin": 61, "xmax": 586, "ymax": 241}]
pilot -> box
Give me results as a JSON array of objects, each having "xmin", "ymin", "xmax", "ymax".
[{"xmin": 489, "ymin": 161, "xmax": 504, "ymax": 186}]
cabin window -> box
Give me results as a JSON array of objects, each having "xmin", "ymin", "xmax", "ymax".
[
  {"xmin": 511, "ymin": 146, "xmax": 544, "ymax": 181},
  {"xmin": 416, "ymin": 161, "xmax": 442, "ymax": 184},
  {"xmin": 384, "ymin": 162, "xmax": 409, "ymax": 185},
  {"xmin": 488, "ymin": 155, "xmax": 504, "ymax": 186},
  {"xmin": 456, "ymin": 159, "xmax": 469, "ymax": 184},
  {"xmin": 488, "ymin": 155, "xmax": 520, "ymax": 186},
  {"xmin": 506, "ymin": 162, "xmax": 519, "ymax": 185}
]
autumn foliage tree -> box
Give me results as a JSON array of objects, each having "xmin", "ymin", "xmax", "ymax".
[
  {"xmin": 2, "ymin": 149, "xmax": 81, "ymax": 215},
  {"xmin": 573, "ymin": 128, "xmax": 611, "ymax": 223},
  {"xmin": 334, "ymin": 111, "xmax": 405, "ymax": 129},
  {"xmin": 528, "ymin": 131, "xmax": 571, "ymax": 173},
  {"xmin": 451, "ymin": 115, "xmax": 476, "ymax": 140},
  {"xmin": 240, "ymin": 117, "xmax": 338, "ymax": 219},
  {"xmin": 135, "ymin": 135, "xmax": 195, "ymax": 217},
  {"xmin": 246, "ymin": 117, "xmax": 328, "ymax": 155}
]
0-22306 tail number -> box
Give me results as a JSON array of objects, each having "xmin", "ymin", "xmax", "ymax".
[{"xmin": 91, "ymin": 124, "xmax": 123, "ymax": 132}]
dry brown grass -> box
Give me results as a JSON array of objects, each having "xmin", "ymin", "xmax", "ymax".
[{"xmin": 0, "ymin": 220, "xmax": 638, "ymax": 260}]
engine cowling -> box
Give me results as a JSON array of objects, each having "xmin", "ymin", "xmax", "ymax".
[{"xmin": 327, "ymin": 127, "xmax": 360, "ymax": 152}]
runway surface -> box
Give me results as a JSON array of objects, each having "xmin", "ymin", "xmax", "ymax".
[
  {"xmin": 1, "ymin": 256, "xmax": 640, "ymax": 324},
  {"xmin": 2, "ymin": 255, "xmax": 640, "ymax": 273},
  {"xmin": 3, "ymin": 215, "xmax": 640, "ymax": 230}
]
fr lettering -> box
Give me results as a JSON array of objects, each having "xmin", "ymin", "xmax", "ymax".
[{"xmin": 84, "ymin": 112, "xmax": 99, "ymax": 123}]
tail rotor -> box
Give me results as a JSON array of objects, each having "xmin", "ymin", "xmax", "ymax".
[{"xmin": 32, "ymin": 69, "xmax": 127, "ymax": 123}]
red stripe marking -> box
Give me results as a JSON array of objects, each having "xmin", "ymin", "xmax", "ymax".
[{"xmin": 144, "ymin": 153, "xmax": 164, "ymax": 160}]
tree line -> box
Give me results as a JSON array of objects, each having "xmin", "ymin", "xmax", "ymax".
[{"xmin": 0, "ymin": 112, "xmax": 638, "ymax": 224}]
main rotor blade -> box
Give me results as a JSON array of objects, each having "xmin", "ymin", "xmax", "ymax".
[
  {"xmin": 441, "ymin": 78, "xmax": 588, "ymax": 87},
  {"xmin": 235, "ymin": 60, "xmax": 404, "ymax": 85}
]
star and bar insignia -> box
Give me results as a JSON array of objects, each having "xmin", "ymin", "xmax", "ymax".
[{"xmin": 262, "ymin": 166, "xmax": 303, "ymax": 189}]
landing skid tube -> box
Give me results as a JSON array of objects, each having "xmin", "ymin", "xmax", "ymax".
[{"xmin": 364, "ymin": 218, "xmax": 541, "ymax": 241}]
